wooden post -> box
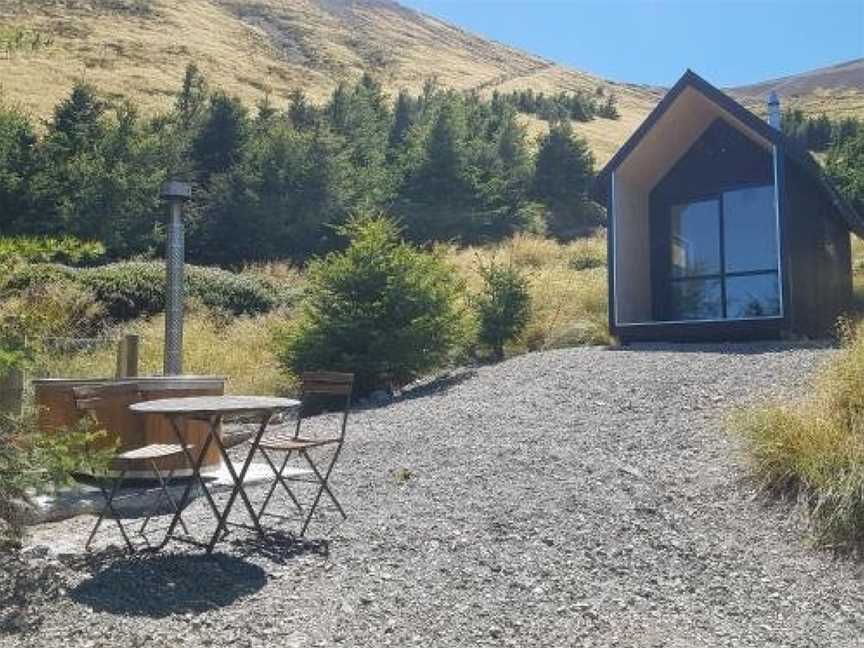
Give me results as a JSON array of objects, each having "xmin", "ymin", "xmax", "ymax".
[
  {"xmin": 115, "ymin": 334, "xmax": 140, "ymax": 379},
  {"xmin": 0, "ymin": 367, "xmax": 23, "ymax": 415}
]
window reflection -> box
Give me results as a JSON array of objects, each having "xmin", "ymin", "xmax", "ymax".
[
  {"xmin": 665, "ymin": 184, "xmax": 780, "ymax": 322},
  {"xmin": 670, "ymin": 200, "xmax": 721, "ymax": 278},
  {"xmin": 723, "ymin": 186, "xmax": 777, "ymax": 273},
  {"xmin": 726, "ymin": 275, "xmax": 781, "ymax": 318}
]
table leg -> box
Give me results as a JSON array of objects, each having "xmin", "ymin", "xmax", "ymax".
[
  {"xmin": 159, "ymin": 414, "xmax": 220, "ymax": 549},
  {"xmin": 206, "ymin": 413, "xmax": 273, "ymax": 553}
]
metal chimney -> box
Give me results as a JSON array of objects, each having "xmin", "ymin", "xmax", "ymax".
[
  {"xmin": 767, "ymin": 91, "xmax": 781, "ymax": 130},
  {"xmin": 159, "ymin": 180, "xmax": 192, "ymax": 376}
]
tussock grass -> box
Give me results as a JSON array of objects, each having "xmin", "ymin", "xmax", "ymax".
[
  {"xmin": 447, "ymin": 232, "xmax": 609, "ymax": 353},
  {"xmin": 735, "ymin": 320, "xmax": 864, "ymax": 548},
  {"xmin": 40, "ymin": 305, "xmax": 296, "ymax": 396}
]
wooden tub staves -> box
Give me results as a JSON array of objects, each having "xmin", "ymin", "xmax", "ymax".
[{"xmin": 32, "ymin": 376, "xmax": 226, "ymax": 478}]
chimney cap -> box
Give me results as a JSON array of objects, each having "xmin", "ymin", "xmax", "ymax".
[
  {"xmin": 160, "ymin": 180, "xmax": 192, "ymax": 202},
  {"xmin": 768, "ymin": 90, "xmax": 780, "ymax": 105}
]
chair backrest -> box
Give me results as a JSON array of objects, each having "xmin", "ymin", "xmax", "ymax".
[{"xmin": 295, "ymin": 372, "xmax": 354, "ymax": 441}]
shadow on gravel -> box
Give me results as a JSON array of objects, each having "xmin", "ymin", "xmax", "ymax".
[
  {"xmin": 397, "ymin": 369, "xmax": 478, "ymax": 402},
  {"xmin": 69, "ymin": 552, "xmax": 267, "ymax": 618},
  {"xmin": 229, "ymin": 530, "xmax": 329, "ymax": 565}
]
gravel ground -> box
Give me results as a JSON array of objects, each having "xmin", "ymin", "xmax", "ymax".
[{"xmin": 4, "ymin": 342, "xmax": 864, "ymax": 648}]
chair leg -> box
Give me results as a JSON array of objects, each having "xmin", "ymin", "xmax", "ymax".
[
  {"xmin": 257, "ymin": 448, "xmax": 304, "ymax": 520},
  {"xmin": 299, "ymin": 448, "xmax": 346, "ymax": 537},
  {"xmin": 140, "ymin": 461, "xmax": 189, "ymax": 539},
  {"xmin": 87, "ymin": 472, "xmax": 134, "ymax": 553}
]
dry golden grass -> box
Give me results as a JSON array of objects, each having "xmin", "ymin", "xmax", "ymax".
[
  {"xmin": 734, "ymin": 319, "xmax": 864, "ymax": 547},
  {"xmin": 0, "ymin": 0, "xmax": 658, "ymax": 159},
  {"xmin": 446, "ymin": 232, "xmax": 609, "ymax": 353},
  {"xmin": 39, "ymin": 306, "xmax": 296, "ymax": 396}
]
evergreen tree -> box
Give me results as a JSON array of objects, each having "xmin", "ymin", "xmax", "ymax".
[
  {"xmin": 175, "ymin": 63, "xmax": 209, "ymax": 130},
  {"xmin": 47, "ymin": 82, "xmax": 106, "ymax": 155},
  {"xmin": 287, "ymin": 89, "xmax": 317, "ymax": 130},
  {"xmin": 0, "ymin": 105, "xmax": 37, "ymax": 233},
  {"xmin": 191, "ymin": 91, "xmax": 249, "ymax": 182},
  {"xmin": 827, "ymin": 129, "xmax": 864, "ymax": 216},
  {"xmin": 533, "ymin": 122, "xmax": 597, "ymax": 238},
  {"xmin": 389, "ymin": 90, "xmax": 415, "ymax": 149}
]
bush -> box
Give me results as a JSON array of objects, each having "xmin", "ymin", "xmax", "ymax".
[
  {"xmin": 473, "ymin": 262, "xmax": 531, "ymax": 360},
  {"xmin": 0, "ymin": 408, "xmax": 115, "ymax": 546},
  {"xmin": 447, "ymin": 233, "xmax": 610, "ymax": 351},
  {"xmin": 278, "ymin": 216, "xmax": 470, "ymax": 394},
  {"xmin": 734, "ymin": 319, "xmax": 864, "ymax": 547},
  {"xmin": 567, "ymin": 236, "xmax": 606, "ymax": 271},
  {"xmin": 0, "ymin": 236, "xmax": 105, "ymax": 267},
  {"xmin": 2, "ymin": 261, "xmax": 296, "ymax": 322}
]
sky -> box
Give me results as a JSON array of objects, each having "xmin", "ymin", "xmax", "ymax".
[{"xmin": 397, "ymin": 0, "xmax": 864, "ymax": 87}]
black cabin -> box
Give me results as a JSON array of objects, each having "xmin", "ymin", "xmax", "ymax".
[{"xmin": 591, "ymin": 70, "xmax": 864, "ymax": 343}]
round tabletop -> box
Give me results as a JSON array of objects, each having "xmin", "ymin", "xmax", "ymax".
[{"xmin": 130, "ymin": 395, "xmax": 300, "ymax": 415}]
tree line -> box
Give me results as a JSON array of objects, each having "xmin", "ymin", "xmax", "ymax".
[
  {"xmin": 0, "ymin": 66, "xmax": 600, "ymax": 266},
  {"xmin": 782, "ymin": 108, "xmax": 863, "ymax": 153}
]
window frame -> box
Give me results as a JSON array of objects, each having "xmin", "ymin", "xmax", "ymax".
[{"xmin": 666, "ymin": 182, "xmax": 780, "ymax": 321}]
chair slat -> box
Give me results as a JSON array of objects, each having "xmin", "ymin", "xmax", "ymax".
[{"xmin": 301, "ymin": 372, "xmax": 354, "ymax": 396}]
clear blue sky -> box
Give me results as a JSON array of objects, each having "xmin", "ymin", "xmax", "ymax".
[{"xmin": 398, "ymin": 0, "xmax": 864, "ymax": 87}]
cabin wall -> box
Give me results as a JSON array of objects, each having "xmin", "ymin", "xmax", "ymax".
[
  {"xmin": 612, "ymin": 173, "xmax": 652, "ymax": 324},
  {"xmin": 784, "ymin": 158, "xmax": 852, "ymax": 337}
]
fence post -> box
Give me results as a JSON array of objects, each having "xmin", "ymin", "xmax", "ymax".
[
  {"xmin": 0, "ymin": 367, "xmax": 23, "ymax": 415},
  {"xmin": 115, "ymin": 334, "xmax": 140, "ymax": 379}
]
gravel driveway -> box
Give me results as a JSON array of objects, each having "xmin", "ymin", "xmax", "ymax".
[{"xmin": 5, "ymin": 342, "xmax": 864, "ymax": 648}]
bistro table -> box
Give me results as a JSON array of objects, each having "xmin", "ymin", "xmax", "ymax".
[{"xmin": 130, "ymin": 395, "xmax": 299, "ymax": 553}]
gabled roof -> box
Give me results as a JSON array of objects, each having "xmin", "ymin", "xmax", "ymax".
[{"xmin": 591, "ymin": 69, "xmax": 864, "ymax": 237}]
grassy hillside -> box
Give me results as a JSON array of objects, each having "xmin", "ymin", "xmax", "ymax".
[
  {"xmin": 0, "ymin": 0, "xmax": 660, "ymax": 163},
  {"xmin": 0, "ymin": 1, "xmax": 861, "ymax": 165},
  {"xmin": 731, "ymin": 59, "xmax": 864, "ymax": 121}
]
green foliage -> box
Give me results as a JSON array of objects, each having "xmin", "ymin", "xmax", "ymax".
[
  {"xmin": 473, "ymin": 261, "xmax": 531, "ymax": 360},
  {"xmin": 826, "ymin": 128, "xmax": 864, "ymax": 216},
  {"xmin": 0, "ymin": 103, "xmax": 38, "ymax": 233},
  {"xmin": 2, "ymin": 261, "xmax": 293, "ymax": 322},
  {"xmin": 0, "ymin": 407, "xmax": 116, "ymax": 545},
  {"xmin": 0, "ymin": 236, "xmax": 104, "ymax": 266},
  {"xmin": 278, "ymin": 216, "xmax": 469, "ymax": 394},
  {"xmin": 499, "ymin": 87, "xmax": 620, "ymax": 123},
  {"xmin": 0, "ymin": 71, "xmax": 608, "ymax": 264},
  {"xmin": 533, "ymin": 122, "xmax": 599, "ymax": 239},
  {"xmin": 782, "ymin": 109, "xmax": 862, "ymax": 153}
]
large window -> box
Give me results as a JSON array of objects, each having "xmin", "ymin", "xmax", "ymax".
[{"xmin": 667, "ymin": 185, "xmax": 780, "ymax": 321}]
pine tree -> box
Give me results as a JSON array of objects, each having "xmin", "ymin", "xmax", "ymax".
[
  {"xmin": 175, "ymin": 63, "xmax": 209, "ymax": 130},
  {"xmin": 48, "ymin": 82, "xmax": 106, "ymax": 155},
  {"xmin": 191, "ymin": 91, "xmax": 249, "ymax": 182}
]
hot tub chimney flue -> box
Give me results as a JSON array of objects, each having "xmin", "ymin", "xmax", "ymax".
[
  {"xmin": 159, "ymin": 180, "xmax": 192, "ymax": 376},
  {"xmin": 767, "ymin": 91, "xmax": 781, "ymax": 130}
]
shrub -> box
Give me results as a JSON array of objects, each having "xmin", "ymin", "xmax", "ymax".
[
  {"xmin": 0, "ymin": 236, "xmax": 104, "ymax": 267},
  {"xmin": 734, "ymin": 320, "xmax": 864, "ymax": 547},
  {"xmin": 473, "ymin": 262, "xmax": 531, "ymax": 360},
  {"xmin": 446, "ymin": 232, "xmax": 610, "ymax": 351},
  {"xmin": 568, "ymin": 235, "xmax": 607, "ymax": 271},
  {"xmin": 0, "ymin": 408, "xmax": 115, "ymax": 546},
  {"xmin": 2, "ymin": 261, "xmax": 296, "ymax": 322},
  {"xmin": 278, "ymin": 216, "xmax": 470, "ymax": 394}
]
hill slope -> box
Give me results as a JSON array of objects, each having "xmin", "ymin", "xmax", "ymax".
[
  {"xmin": 0, "ymin": 0, "xmax": 662, "ymax": 162},
  {"xmin": 731, "ymin": 58, "xmax": 864, "ymax": 120},
  {"xmin": 0, "ymin": 0, "xmax": 861, "ymax": 164}
]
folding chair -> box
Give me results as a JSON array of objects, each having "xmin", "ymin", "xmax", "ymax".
[
  {"xmin": 72, "ymin": 384, "xmax": 193, "ymax": 552},
  {"xmin": 255, "ymin": 372, "xmax": 354, "ymax": 536}
]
